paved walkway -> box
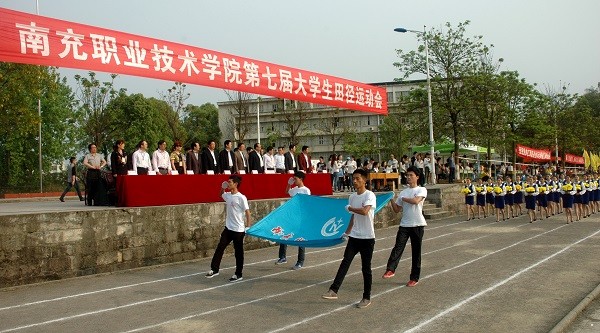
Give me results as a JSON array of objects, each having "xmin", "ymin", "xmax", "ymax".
[{"xmin": 0, "ymin": 211, "xmax": 598, "ymax": 332}]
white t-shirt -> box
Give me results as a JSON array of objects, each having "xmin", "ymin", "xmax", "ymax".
[
  {"xmin": 397, "ymin": 186, "xmax": 428, "ymax": 227},
  {"xmin": 222, "ymin": 192, "xmax": 249, "ymax": 232},
  {"xmin": 348, "ymin": 190, "xmax": 376, "ymax": 239},
  {"xmin": 288, "ymin": 186, "xmax": 311, "ymax": 197}
]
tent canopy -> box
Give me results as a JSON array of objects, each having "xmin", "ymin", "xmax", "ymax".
[{"xmin": 411, "ymin": 143, "xmax": 494, "ymax": 155}]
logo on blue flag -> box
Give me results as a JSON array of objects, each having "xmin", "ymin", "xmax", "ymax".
[{"xmin": 246, "ymin": 192, "xmax": 393, "ymax": 247}]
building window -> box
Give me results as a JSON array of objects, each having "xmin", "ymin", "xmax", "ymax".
[
  {"xmin": 387, "ymin": 92, "xmax": 393, "ymax": 102},
  {"xmin": 318, "ymin": 136, "xmax": 324, "ymax": 145},
  {"xmin": 272, "ymin": 104, "xmax": 278, "ymax": 112}
]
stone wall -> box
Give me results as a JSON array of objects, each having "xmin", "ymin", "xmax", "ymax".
[
  {"xmin": 426, "ymin": 184, "xmax": 464, "ymax": 216},
  {"xmin": 0, "ymin": 197, "xmax": 402, "ymax": 288}
]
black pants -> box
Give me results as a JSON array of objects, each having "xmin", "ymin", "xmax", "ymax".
[
  {"xmin": 386, "ymin": 226, "xmax": 424, "ymax": 281},
  {"xmin": 86, "ymin": 170, "xmax": 100, "ymax": 206},
  {"xmin": 329, "ymin": 237, "xmax": 375, "ymax": 300},
  {"xmin": 210, "ymin": 227, "xmax": 245, "ymax": 277},
  {"xmin": 60, "ymin": 181, "xmax": 83, "ymax": 200},
  {"xmin": 449, "ymin": 167, "xmax": 456, "ymax": 183}
]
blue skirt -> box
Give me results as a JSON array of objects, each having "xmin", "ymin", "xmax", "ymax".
[
  {"xmin": 537, "ymin": 193, "xmax": 548, "ymax": 207},
  {"xmin": 476, "ymin": 194, "xmax": 486, "ymax": 206},
  {"xmin": 574, "ymin": 194, "xmax": 582, "ymax": 204},
  {"xmin": 465, "ymin": 195, "xmax": 474, "ymax": 206},
  {"xmin": 505, "ymin": 193, "xmax": 514, "ymax": 206},
  {"xmin": 552, "ymin": 191, "xmax": 561, "ymax": 203},
  {"xmin": 595, "ymin": 190, "xmax": 600, "ymax": 202},
  {"xmin": 525, "ymin": 195, "xmax": 536, "ymax": 210},
  {"xmin": 486, "ymin": 192, "xmax": 494, "ymax": 205},
  {"xmin": 514, "ymin": 191, "xmax": 524, "ymax": 204},
  {"xmin": 494, "ymin": 196, "xmax": 505, "ymax": 209},
  {"xmin": 582, "ymin": 191, "xmax": 590, "ymax": 205},
  {"xmin": 563, "ymin": 194, "xmax": 574, "ymax": 208}
]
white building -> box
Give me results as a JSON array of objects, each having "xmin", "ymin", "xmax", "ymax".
[{"xmin": 217, "ymin": 80, "xmax": 426, "ymax": 158}]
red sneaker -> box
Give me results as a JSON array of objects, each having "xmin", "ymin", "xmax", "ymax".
[
  {"xmin": 382, "ymin": 270, "xmax": 395, "ymax": 279},
  {"xmin": 406, "ymin": 280, "xmax": 419, "ymax": 287}
]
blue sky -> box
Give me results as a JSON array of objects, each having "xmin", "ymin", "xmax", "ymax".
[{"xmin": 2, "ymin": 0, "xmax": 599, "ymax": 105}]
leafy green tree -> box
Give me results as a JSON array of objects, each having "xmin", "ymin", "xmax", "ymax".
[
  {"xmin": 105, "ymin": 94, "xmax": 172, "ymax": 152},
  {"xmin": 0, "ymin": 63, "xmax": 78, "ymax": 191},
  {"xmin": 182, "ymin": 102, "xmax": 221, "ymax": 147},
  {"xmin": 394, "ymin": 21, "xmax": 494, "ymax": 169},
  {"xmin": 74, "ymin": 72, "xmax": 125, "ymax": 153},
  {"xmin": 343, "ymin": 131, "xmax": 377, "ymax": 161}
]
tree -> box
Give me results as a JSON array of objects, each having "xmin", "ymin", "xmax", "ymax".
[
  {"xmin": 182, "ymin": 102, "xmax": 221, "ymax": 147},
  {"xmin": 105, "ymin": 94, "xmax": 172, "ymax": 151},
  {"xmin": 74, "ymin": 72, "xmax": 125, "ymax": 153},
  {"xmin": 343, "ymin": 131, "xmax": 377, "ymax": 162},
  {"xmin": 316, "ymin": 109, "xmax": 353, "ymax": 154},
  {"xmin": 394, "ymin": 21, "xmax": 494, "ymax": 169},
  {"xmin": 379, "ymin": 106, "xmax": 413, "ymax": 160},
  {"xmin": 223, "ymin": 90, "xmax": 253, "ymax": 143},
  {"xmin": 159, "ymin": 82, "xmax": 189, "ymax": 141},
  {"xmin": 0, "ymin": 63, "xmax": 78, "ymax": 191},
  {"xmin": 276, "ymin": 100, "xmax": 311, "ymax": 145}
]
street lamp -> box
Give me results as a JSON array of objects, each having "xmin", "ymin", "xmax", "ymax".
[
  {"xmin": 394, "ymin": 26, "xmax": 436, "ymax": 185},
  {"xmin": 256, "ymin": 96, "xmax": 261, "ymax": 144},
  {"xmin": 36, "ymin": 0, "xmax": 43, "ymax": 192}
]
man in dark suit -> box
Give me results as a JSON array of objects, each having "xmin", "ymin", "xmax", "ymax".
[
  {"xmin": 248, "ymin": 142, "xmax": 264, "ymax": 173},
  {"xmin": 185, "ymin": 142, "xmax": 201, "ymax": 174},
  {"xmin": 200, "ymin": 140, "xmax": 219, "ymax": 174},
  {"xmin": 218, "ymin": 140, "xmax": 237, "ymax": 174},
  {"xmin": 284, "ymin": 144, "xmax": 297, "ymax": 172},
  {"xmin": 234, "ymin": 142, "xmax": 248, "ymax": 173},
  {"xmin": 298, "ymin": 145, "xmax": 313, "ymax": 173}
]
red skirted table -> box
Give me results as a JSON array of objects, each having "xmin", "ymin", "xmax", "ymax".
[{"xmin": 116, "ymin": 173, "xmax": 333, "ymax": 207}]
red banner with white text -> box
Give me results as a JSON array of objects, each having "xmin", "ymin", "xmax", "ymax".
[
  {"xmin": 515, "ymin": 144, "xmax": 551, "ymax": 162},
  {"xmin": 565, "ymin": 153, "xmax": 584, "ymax": 165},
  {"xmin": 0, "ymin": 7, "xmax": 387, "ymax": 114}
]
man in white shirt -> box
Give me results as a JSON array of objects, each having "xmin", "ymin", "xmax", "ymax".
[
  {"xmin": 274, "ymin": 146, "xmax": 286, "ymax": 174},
  {"xmin": 132, "ymin": 140, "xmax": 151, "ymax": 175},
  {"xmin": 83, "ymin": 143, "xmax": 106, "ymax": 206},
  {"xmin": 276, "ymin": 171, "xmax": 311, "ymax": 269},
  {"xmin": 383, "ymin": 166, "xmax": 427, "ymax": 287},
  {"xmin": 388, "ymin": 154, "xmax": 399, "ymax": 173},
  {"xmin": 322, "ymin": 169, "xmax": 376, "ymax": 309},
  {"xmin": 263, "ymin": 146, "xmax": 276, "ymax": 172},
  {"xmin": 205, "ymin": 175, "xmax": 251, "ymax": 282},
  {"xmin": 151, "ymin": 140, "xmax": 172, "ymax": 175}
]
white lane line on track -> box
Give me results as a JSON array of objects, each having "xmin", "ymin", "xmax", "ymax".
[
  {"xmin": 120, "ymin": 231, "xmax": 504, "ymax": 333},
  {"xmin": 266, "ymin": 224, "xmax": 572, "ymax": 333},
  {"xmin": 0, "ymin": 219, "xmax": 474, "ymax": 312},
  {"xmin": 400, "ymin": 228, "xmax": 600, "ymax": 333},
  {"xmin": 0, "ymin": 220, "xmax": 498, "ymax": 333}
]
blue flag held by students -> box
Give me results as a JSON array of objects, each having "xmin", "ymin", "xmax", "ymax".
[{"xmin": 246, "ymin": 192, "xmax": 394, "ymax": 247}]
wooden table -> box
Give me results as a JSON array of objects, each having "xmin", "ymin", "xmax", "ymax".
[{"xmin": 367, "ymin": 172, "xmax": 399, "ymax": 191}]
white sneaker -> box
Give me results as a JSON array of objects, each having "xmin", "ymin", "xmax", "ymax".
[
  {"xmin": 205, "ymin": 270, "xmax": 219, "ymax": 278},
  {"xmin": 229, "ymin": 274, "xmax": 243, "ymax": 282}
]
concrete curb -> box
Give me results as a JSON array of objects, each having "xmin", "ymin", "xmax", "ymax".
[{"xmin": 549, "ymin": 282, "xmax": 600, "ymax": 333}]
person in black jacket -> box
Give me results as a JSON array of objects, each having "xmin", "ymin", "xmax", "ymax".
[
  {"xmin": 218, "ymin": 140, "xmax": 237, "ymax": 174},
  {"xmin": 200, "ymin": 139, "xmax": 219, "ymax": 174},
  {"xmin": 284, "ymin": 144, "xmax": 297, "ymax": 172},
  {"xmin": 248, "ymin": 142, "xmax": 264, "ymax": 173}
]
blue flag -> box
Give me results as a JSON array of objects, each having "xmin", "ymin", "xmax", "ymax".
[{"xmin": 246, "ymin": 192, "xmax": 394, "ymax": 247}]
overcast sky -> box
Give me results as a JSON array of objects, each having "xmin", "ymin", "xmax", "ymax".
[{"xmin": 2, "ymin": 0, "xmax": 599, "ymax": 106}]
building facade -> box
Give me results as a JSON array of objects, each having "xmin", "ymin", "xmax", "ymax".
[{"xmin": 217, "ymin": 80, "xmax": 425, "ymax": 159}]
